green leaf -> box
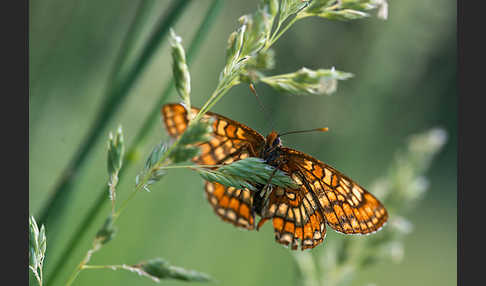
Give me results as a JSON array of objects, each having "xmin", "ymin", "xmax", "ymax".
[
  {"xmin": 196, "ymin": 157, "xmax": 299, "ymax": 191},
  {"xmin": 139, "ymin": 258, "xmax": 212, "ymax": 282},
  {"xmin": 169, "ymin": 120, "xmax": 212, "ymax": 163},
  {"xmin": 223, "ymin": 0, "xmax": 280, "ymax": 81},
  {"xmin": 248, "ymin": 48, "xmax": 275, "ymax": 71},
  {"xmin": 316, "ymin": 9, "xmax": 369, "ymax": 20},
  {"xmin": 261, "ymin": 0, "xmax": 279, "ymax": 18},
  {"xmin": 239, "ymin": 4, "xmax": 274, "ymax": 56},
  {"xmin": 144, "ymin": 143, "xmax": 168, "ymax": 170},
  {"xmin": 198, "ymin": 168, "xmax": 257, "ymax": 191},
  {"xmin": 301, "ymin": 0, "xmax": 388, "ymax": 21},
  {"xmin": 225, "ymin": 31, "xmax": 239, "ymax": 66},
  {"xmin": 170, "ymin": 146, "xmax": 201, "ymax": 163},
  {"xmin": 279, "ymin": 0, "xmax": 311, "ymax": 22},
  {"xmin": 240, "ymin": 48, "xmax": 276, "ymax": 83},
  {"xmin": 261, "ymin": 67, "xmax": 353, "ymax": 96},
  {"xmin": 178, "ymin": 120, "xmax": 213, "ymax": 146},
  {"xmin": 224, "ymin": 25, "xmax": 246, "ymax": 75}
]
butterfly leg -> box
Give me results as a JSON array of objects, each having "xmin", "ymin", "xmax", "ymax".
[
  {"xmin": 255, "ymin": 163, "xmax": 285, "ymax": 230},
  {"xmin": 259, "ymin": 167, "xmax": 279, "ymax": 206}
]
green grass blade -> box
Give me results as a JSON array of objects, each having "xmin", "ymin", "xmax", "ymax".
[
  {"xmin": 37, "ymin": 0, "xmax": 193, "ymax": 231},
  {"xmin": 44, "ymin": 2, "xmax": 223, "ymax": 285},
  {"xmin": 105, "ymin": 0, "xmax": 157, "ymax": 92}
]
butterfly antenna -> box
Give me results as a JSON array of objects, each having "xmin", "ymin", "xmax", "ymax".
[
  {"xmin": 249, "ymin": 83, "xmax": 275, "ymax": 131},
  {"xmin": 279, "ymin": 127, "xmax": 329, "ymax": 137}
]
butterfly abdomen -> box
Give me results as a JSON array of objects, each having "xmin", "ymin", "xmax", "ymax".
[{"xmin": 251, "ymin": 183, "xmax": 267, "ymax": 216}]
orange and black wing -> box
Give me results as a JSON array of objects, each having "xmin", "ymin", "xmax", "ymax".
[
  {"xmin": 205, "ymin": 182, "xmax": 255, "ymax": 230},
  {"xmin": 161, "ymin": 103, "xmax": 265, "ymax": 230},
  {"xmin": 282, "ymin": 147, "xmax": 388, "ymax": 235},
  {"xmin": 257, "ymin": 185, "xmax": 327, "ymax": 250},
  {"xmin": 161, "ymin": 103, "xmax": 265, "ymax": 165},
  {"xmin": 258, "ymin": 147, "xmax": 388, "ymax": 250}
]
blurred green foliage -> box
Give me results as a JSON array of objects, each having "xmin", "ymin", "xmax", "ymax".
[{"xmin": 29, "ymin": 1, "xmax": 456, "ymax": 286}]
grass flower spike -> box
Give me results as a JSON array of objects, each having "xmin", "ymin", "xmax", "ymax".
[
  {"xmin": 170, "ymin": 28, "xmax": 191, "ymax": 112},
  {"xmin": 29, "ymin": 216, "xmax": 46, "ymax": 286}
]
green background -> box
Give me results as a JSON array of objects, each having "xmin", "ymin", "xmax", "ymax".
[{"xmin": 29, "ymin": 1, "xmax": 457, "ymax": 285}]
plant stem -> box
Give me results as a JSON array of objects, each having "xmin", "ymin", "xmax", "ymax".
[
  {"xmin": 133, "ymin": 0, "xmax": 223, "ymax": 147},
  {"xmin": 37, "ymin": 0, "xmax": 193, "ymax": 232},
  {"xmin": 196, "ymin": 2, "xmax": 311, "ymax": 120},
  {"xmin": 65, "ymin": 133, "xmax": 182, "ymax": 286},
  {"xmin": 113, "ymin": 184, "xmax": 144, "ymax": 220},
  {"xmin": 267, "ymin": 16, "xmax": 299, "ymax": 49},
  {"xmin": 80, "ymin": 264, "xmax": 126, "ymax": 270},
  {"xmin": 64, "ymin": 158, "xmax": 163, "ymax": 286},
  {"xmin": 44, "ymin": 2, "xmax": 223, "ymax": 285},
  {"xmin": 194, "ymin": 75, "xmax": 240, "ymax": 122},
  {"xmin": 30, "ymin": 266, "xmax": 43, "ymax": 286},
  {"xmin": 65, "ymin": 240, "xmax": 102, "ymax": 286},
  {"xmin": 158, "ymin": 164, "xmax": 224, "ymax": 169},
  {"xmin": 80, "ymin": 265, "xmax": 114, "ymax": 270},
  {"xmin": 39, "ymin": 268, "xmax": 43, "ymax": 286},
  {"xmin": 109, "ymin": 182, "xmax": 116, "ymax": 217},
  {"xmin": 105, "ymin": 0, "xmax": 157, "ymax": 93}
]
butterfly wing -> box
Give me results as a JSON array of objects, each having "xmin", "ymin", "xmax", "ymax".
[
  {"xmin": 281, "ymin": 147, "xmax": 388, "ymax": 235},
  {"xmin": 162, "ymin": 103, "xmax": 265, "ymax": 165},
  {"xmin": 258, "ymin": 147, "xmax": 388, "ymax": 250},
  {"xmin": 162, "ymin": 103, "xmax": 265, "ymax": 230},
  {"xmin": 205, "ymin": 181, "xmax": 255, "ymax": 230},
  {"xmin": 258, "ymin": 185, "xmax": 327, "ymax": 250}
]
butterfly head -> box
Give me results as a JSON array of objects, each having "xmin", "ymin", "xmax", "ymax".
[
  {"xmin": 265, "ymin": 131, "xmax": 282, "ymax": 149},
  {"xmin": 262, "ymin": 131, "xmax": 282, "ymax": 163}
]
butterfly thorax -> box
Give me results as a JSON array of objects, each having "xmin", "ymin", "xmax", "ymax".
[{"xmin": 261, "ymin": 131, "xmax": 283, "ymax": 167}]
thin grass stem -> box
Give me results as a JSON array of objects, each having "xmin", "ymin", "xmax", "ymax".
[
  {"xmin": 65, "ymin": 240, "xmax": 102, "ymax": 286},
  {"xmin": 44, "ymin": 2, "xmax": 223, "ymax": 285},
  {"xmin": 105, "ymin": 0, "xmax": 157, "ymax": 92},
  {"xmin": 267, "ymin": 16, "xmax": 298, "ymax": 49},
  {"xmin": 37, "ymin": 0, "xmax": 193, "ymax": 235}
]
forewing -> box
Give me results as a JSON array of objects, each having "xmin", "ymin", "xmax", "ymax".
[
  {"xmin": 281, "ymin": 147, "xmax": 388, "ymax": 235},
  {"xmin": 162, "ymin": 104, "xmax": 263, "ymax": 231},
  {"xmin": 205, "ymin": 182, "xmax": 255, "ymax": 230},
  {"xmin": 161, "ymin": 103, "xmax": 265, "ymax": 165}
]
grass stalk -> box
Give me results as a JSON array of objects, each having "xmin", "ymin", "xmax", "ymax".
[
  {"xmin": 44, "ymin": 2, "xmax": 223, "ymax": 284},
  {"xmin": 37, "ymin": 0, "xmax": 193, "ymax": 232},
  {"xmin": 105, "ymin": 0, "xmax": 157, "ymax": 92},
  {"xmin": 64, "ymin": 240, "xmax": 102, "ymax": 286}
]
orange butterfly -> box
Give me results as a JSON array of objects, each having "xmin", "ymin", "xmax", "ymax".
[{"xmin": 162, "ymin": 103, "xmax": 388, "ymax": 250}]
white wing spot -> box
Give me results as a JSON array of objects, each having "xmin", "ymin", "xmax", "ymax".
[
  {"xmin": 280, "ymin": 233, "xmax": 293, "ymax": 244},
  {"xmin": 277, "ymin": 203, "xmax": 289, "ymax": 217},
  {"xmin": 285, "ymin": 192, "xmax": 296, "ymax": 200},
  {"xmin": 226, "ymin": 209, "xmax": 237, "ymax": 221}
]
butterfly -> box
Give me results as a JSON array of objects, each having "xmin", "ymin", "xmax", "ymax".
[{"xmin": 161, "ymin": 103, "xmax": 388, "ymax": 250}]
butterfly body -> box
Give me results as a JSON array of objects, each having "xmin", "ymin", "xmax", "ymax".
[
  {"xmin": 162, "ymin": 103, "xmax": 388, "ymax": 250},
  {"xmin": 260, "ymin": 131, "xmax": 283, "ymax": 166}
]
